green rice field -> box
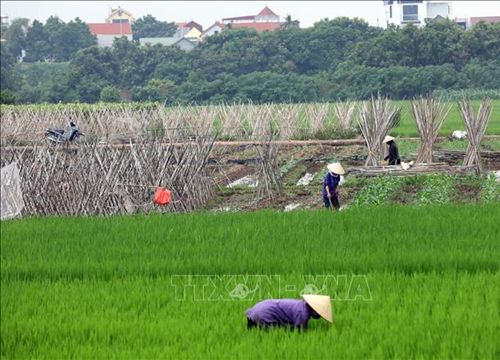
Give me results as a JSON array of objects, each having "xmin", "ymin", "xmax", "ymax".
[
  {"xmin": 1, "ymin": 204, "xmax": 500, "ymax": 358},
  {"xmin": 391, "ymin": 100, "xmax": 500, "ymax": 137}
]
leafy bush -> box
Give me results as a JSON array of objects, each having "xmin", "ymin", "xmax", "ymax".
[
  {"xmin": 100, "ymin": 86, "xmax": 122, "ymax": 103},
  {"xmin": 416, "ymin": 174, "xmax": 454, "ymax": 205},
  {"xmin": 0, "ymin": 90, "xmax": 15, "ymax": 104},
  {"xmin": 351, "ymin": 175, "xmax": 405, "ymax": 207},
  {"xmin": 480, "ymin": 173, "xmax": 500, "ymax": 203}
]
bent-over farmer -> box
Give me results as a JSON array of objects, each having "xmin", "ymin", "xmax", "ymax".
[
  {"xmin": 383, "ymin": 135, "xmax": 401, "ymax": 165},
  {"xmin": 323, "ymin": 162, "xmax": 345, "ymax": 210},
  {"xmin": 245, "ymin": 294, "xmax": 332, "ymax": 331}
]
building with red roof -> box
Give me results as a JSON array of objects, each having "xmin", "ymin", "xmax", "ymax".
[
  {"xmin": 221, "ymin": 6, "xmax": 283, "ymax": 32},
  {"xmin": 175, "ymin": 20, "xmax": 203, "ymax": 33},
  {"xmin": 87, "ymin": 22, "xmax": 133, "ymax": 47},
  {"xmin": 455, "ymin": 16, "xmax": 500, "ymax": 30},
  {"xmin": 470, "ymin": 16, "xmax": 500, "ymax": 27}
]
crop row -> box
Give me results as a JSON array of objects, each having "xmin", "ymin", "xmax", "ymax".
[
  {"xmin": 348, "ymin": 174, "xmax": 499, "ymax": 207},
  {"xmin": 1, "ymin": 204, "xmax": 499, "ymax": 358},
  {"xmin": 2, "ymin": 205, "xmax": 499, "ymax": 280},
  {"xmin": 1, "ymin": 100, "xmax": 499, "ymax": 146},
  {"xmin": 2, "ymin": 272, "xmax": 498, "ymax": 359}
]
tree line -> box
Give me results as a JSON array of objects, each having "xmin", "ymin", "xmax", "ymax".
[{"xmin": 1, "ymin": 16, "xmax": 499, "ymax": 104}]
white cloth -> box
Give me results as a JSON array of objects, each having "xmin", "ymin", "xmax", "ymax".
[{"xmin": 1, "ymin": 162, "xmax": 25, "ymax": 220}]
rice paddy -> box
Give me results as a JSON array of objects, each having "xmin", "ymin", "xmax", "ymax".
[{"xmin": 1, "ymin": 204, "xmax": 499, "ymax": 358}]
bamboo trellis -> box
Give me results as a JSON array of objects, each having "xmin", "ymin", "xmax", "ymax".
[
  {"xmin": 458, "ymin": 99, "xmax": 493, "ymax": 173},
  {"xmin": 358, "ymin": 96, "xmax": 401, "ymax": 166},
  {"xmin": 411, "ymin": 97, "xmax": 451, "ymax": 164},
  {"xmin": 255, "ymin": 127, "xmax": 282, "ymax": 201},
  {"xmin": 306, "ymin": 102, "xmax": 330, "ymax": 137},
  {"xmin": 0, "ymin": 133, "xmax": 216, "ymax": 217},
  {"xmin": 1, "ymin": 102, "xmax": 364, "ymax": 146},
  {"xmin": 333, "ymin": 100, "xmax": 356, "ymax": 132}
]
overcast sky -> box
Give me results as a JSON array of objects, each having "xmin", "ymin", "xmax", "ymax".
[{"xmin": 2, "ymin": 1, "xmax": 500, "ymax": 28}]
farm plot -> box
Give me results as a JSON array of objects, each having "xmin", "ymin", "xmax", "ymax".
[
  {"xmin": 1, "ymin": 100, "xmax": 499, "ymax": 145},
  {"xmin": 1, "ymin": 204, "xmax": 499, "ymax": 359}
]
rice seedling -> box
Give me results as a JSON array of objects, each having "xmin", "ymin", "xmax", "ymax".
[{"xmin": 1, "ymin": 204, "xmax": 499, "ymax": 358}]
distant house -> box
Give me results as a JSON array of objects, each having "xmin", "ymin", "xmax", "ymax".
[
  {"xmin": 139, "ymin": 37, "xmax": 196, "ymax": 51},
  {"xmin": 0, "ymin": 16, "xmax": 9, "ymax": 42},
  {"xmin": 383, "ymin": 0, "xmax": 452, "ymax": 27},
  {"xmin": 175, "ymin": 21, "xmax": 203, "ymax": 33},
  {"xmin": 87, "ymin": 23, "xmax": 133, "ymax": 47},
  {"xmin": 174, "ymin": 27, "xmax": 202, "ymax": 43},
  {"xmin": 201, "ymin": 22, "xmax": 225, "ymax": 39},
  {"xmin": 455, "ymin": 16, "xmax": 500, "ymax": 30},
  {"xmin": 106, "ymin": 6, "xmax": 135, "ymax": 24},
  {"xmin": 221, "ymin": 6, "xmax": 283, "ymax": 32},
  {"xmin": 470, "ymin": 16, "xmax": 500, "ymax": 27},
  {"xmin": 174, "ymin": 21, "xmax": 203, "ymax": 42}
]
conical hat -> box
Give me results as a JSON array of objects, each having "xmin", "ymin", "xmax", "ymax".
[
  {"xmin": 302, "ymin": 294, "xmax": 332, "ymax": 322},
  {"xmin": 327, "ymin": 162, "xmax": 345, "ymax": 175},
  {"xmin": 383, "ymin": 135, "xmax": 395, "ymax": 143}
]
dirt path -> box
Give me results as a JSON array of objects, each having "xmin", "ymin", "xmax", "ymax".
[{"xmin": 3, "ymin": 135, "xmax": 500, "ymax": 152}]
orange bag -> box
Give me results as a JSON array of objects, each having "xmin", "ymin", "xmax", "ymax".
[{"xmin": 154, "ymin": 187, "xmax": 172, "ymax": 205}]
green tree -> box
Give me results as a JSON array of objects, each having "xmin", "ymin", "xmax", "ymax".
[
  {"xmin": 0, "ymin": 90, "xmax": 16, "ymax": 104},
  {"xmin": 1, "ymin": 42, "xmax": 16, "ymax": 90},
  {"xmin": 69, "ymin": 46, "xmax": 119, "ymax": 102},
  {"xmin": 24, "ymin": 20, "xmax": 50, "ymax": 62},
  {"xmin": 131, "ymin": 79, "xmax": 175, "ymax": 102},
  {"xmin": 44, "ymin": 16, "xmax": 65, "ymax": 61},
  {"xmin": 11, "ymin": 62, "xmax": 76, "ymax": 103},
  {"xmin": 132, "ymin": 15, "xmax": 176, "ymax": 41},
  {"xmin": 281, "ymin": 15, "xmax": 300, "ymax": 30},
  {"xmin": 417, "ymin": 18, "xmax": 466, "ymax": 66},
  {"xmin": 149, "ymin": 44, "xmax": 190, "ymax": 84},
  {"xmin": 463, "ymin": 22, "xmax": 500, "ymax": 62},
  {"xmin": 4, "ymin": 18, "xmax": 30, "ymax": 61},
  {"xmin": 3, "ymin": 15, "xmax": 500, "ymax": 104},
  {"xmin": 307, "ymin": 17, "xmax": 382, "ymax": 72},
  {"xmin": 112, "ymin": 37, "xmax": 145, "ymax": 88},
  {"xmin": 58, "ymin": 18, "xmax": 97, "ymax": 61},
  {"xmin": 45, "ymin": 17, "xmax": 96, "ymax": 61},
  {"xmin": 100, "ymin": 85, "xmax": 122, "ymax": 102}
]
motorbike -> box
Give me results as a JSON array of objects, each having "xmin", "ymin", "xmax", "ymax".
[{"xmin": 45, "ymin": 122, "xmax": 85, "ymax": 144}]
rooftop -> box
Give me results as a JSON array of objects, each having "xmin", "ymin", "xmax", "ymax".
[{"xmin": 87, "ymin": 22, "xmax": 132, "ymax": 35}]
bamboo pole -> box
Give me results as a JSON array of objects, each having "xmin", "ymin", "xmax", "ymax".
[
  {"xmin": 358, "ymin": 96, "xmax": 401, "ymax": 166},
  {"xmin": 411, "ymin": 96, "xmax": 451, "ymax": 164},
  {"xmin": 458, "ymin": 99, "xmax": 493, "ymax": 174}
]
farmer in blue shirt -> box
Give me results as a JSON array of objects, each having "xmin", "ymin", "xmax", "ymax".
[
  {"xmin": 246, "ymin": 294, "xmax": 332, "ymax": 331},
  {"xmin": 323, "ymin": 162, "xmax": 345, "ymax": 210}
]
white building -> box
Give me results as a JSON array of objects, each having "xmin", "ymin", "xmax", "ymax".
[
  {"xmin": 139, "ymin": 37, "xmax": 196, "ymax": 52},
  {"xmin": 201, "ymin": 22, "xmax": 225, "ymax": 39},
  {"xmin": 383, "ymin": 0, "xmax": 452, "ymax": 27}
]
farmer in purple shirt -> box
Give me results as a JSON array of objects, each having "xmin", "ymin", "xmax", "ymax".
[
  {"xmin": 323, "ymin": 162, "xmax": 345, "ymax": 210},
  {"xmin": 245, "ymin": 295, "xmax": 332, "ymax": 330}
]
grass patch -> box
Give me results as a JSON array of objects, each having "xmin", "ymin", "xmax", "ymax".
[
  {"xmin": 391, "ymin": 100, "xmax": 500, "ymax": 137},
  {"xmin": 1, "ymin": 205, "xmax": 499, "ymax": 358}
]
